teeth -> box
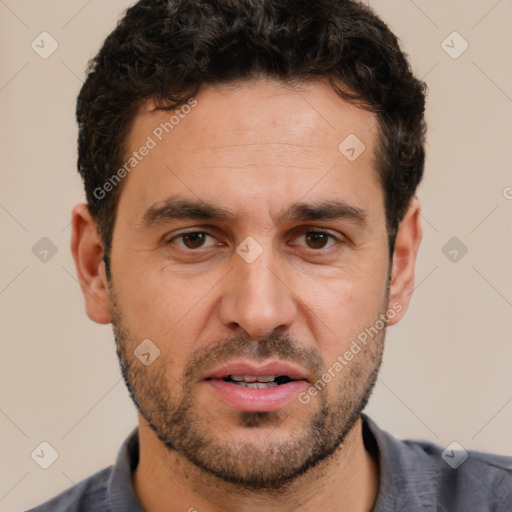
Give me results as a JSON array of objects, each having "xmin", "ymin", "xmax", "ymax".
[
  {"xmin": 234, "ymin": 382, "xmax": 278, "ymax": 388},
  {"xmin": 256, "ymin": 376, "xmax": 276, "ymax": 382},
  {"xmin": 230, "ymin": 375, "xmax": 276, "ymax": 383}
]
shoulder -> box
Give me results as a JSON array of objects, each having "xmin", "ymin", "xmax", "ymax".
[
  {"xmin": 408, "ymin": 438, "xmax": 512, "ymax": 508},
  {"xmin": 406, "ymin": 438, "xmax": 512, "ymax": 503},
  {"xmin": 363, "ymin": 415, "xmax": 512, "ymax": 511},
  {"xmin": 25, "ymin": 466, "xmax": 112, "ymax": 512}
]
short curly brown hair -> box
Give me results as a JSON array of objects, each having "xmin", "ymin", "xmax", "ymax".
[{"xmin": 76, "ymin": 0, "xmax": 426, "ymax": 269}]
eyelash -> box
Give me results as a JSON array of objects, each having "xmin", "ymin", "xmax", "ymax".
[{"xmin": 164, "ymin": 228, "xmax": 343, "ymax": 253}]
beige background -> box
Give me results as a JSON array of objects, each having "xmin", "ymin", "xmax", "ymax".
[{"xmin": 1, "ymin": 1, "xmax": 511, "ymax": 510}]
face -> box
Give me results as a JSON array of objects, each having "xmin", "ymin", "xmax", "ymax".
[{"xmin": 99, "ymin": 78, "xmax": 400, "ymax": 488}]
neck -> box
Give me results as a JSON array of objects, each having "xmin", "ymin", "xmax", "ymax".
[{"xmin": 133, "ymin": 415, "xmax": 379, "ymax": 512}]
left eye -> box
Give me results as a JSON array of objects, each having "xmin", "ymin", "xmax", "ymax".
[
  {"xmin": 294, "ymin": 230, "xmax": 338, "ymax": 250},
  {"xmin": 167, "ymin": 230, "xmax": 338, "ymax": 251}
]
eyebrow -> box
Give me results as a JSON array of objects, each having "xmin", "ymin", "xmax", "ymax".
[{"xmin": 136, "ymin": 196, "xmax": 368, "ymax": 231}]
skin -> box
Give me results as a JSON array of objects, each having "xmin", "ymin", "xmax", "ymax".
[{"xmin": 71, "ymin": 77, "xmax": 422, "ymax": 512}]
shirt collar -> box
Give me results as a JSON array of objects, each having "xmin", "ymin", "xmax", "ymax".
[
  {"xmin": 107, "ymin": 428, "xmax": 145, "ymax": 512},
  {"xmin": 362, "ymin": 414, "xmax": 438, "ymax": 512}
]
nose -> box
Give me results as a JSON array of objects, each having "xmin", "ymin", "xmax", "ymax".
[{"xmin": 219, "ymin": 246, "xmax": 297, "ymax": 338}]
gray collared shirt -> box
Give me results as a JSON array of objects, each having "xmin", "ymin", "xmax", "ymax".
[{"xmin": 27, "ymin": 414, "xmax": 512, "ymax": 511}]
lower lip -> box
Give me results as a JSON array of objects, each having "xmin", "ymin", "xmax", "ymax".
[{"xmin": 205, "ymin": 379, "xmax": 309, "ymax": 412}]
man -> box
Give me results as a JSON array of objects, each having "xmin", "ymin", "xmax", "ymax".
[{"xmin": 29, "ymin": 0, "xmax": 512, "ymax": 510}]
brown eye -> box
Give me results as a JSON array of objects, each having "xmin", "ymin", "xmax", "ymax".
[
  {"xmin": 167, "ymin": 231, "xmax": 216, "ymax": 250},
  {"xmin": 304, "ymin": 231, "xmax": 335, "ymax": 250},
  {"xmin": 180, "ymin": 232, "xmax": 207, "ymax": 249}
]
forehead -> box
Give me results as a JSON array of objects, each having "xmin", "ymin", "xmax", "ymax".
[
  {"xmin": 134, "ymin": 78, "xmax": 376, "ymax": 153},
  {"xmin": 117, "ymin": 78, "xmax": 382, "ymax": 225}
]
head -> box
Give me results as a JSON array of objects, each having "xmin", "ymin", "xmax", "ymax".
[{"xmin": 72, "ymin": 0, "xmax": 425, "ymax": 490}]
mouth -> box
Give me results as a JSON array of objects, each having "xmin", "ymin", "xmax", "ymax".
[
  {"xmin": 203, "ymin": 360, "xmax": 310, "ymax": 412},
  {"xmin": 205, "ymin": 360, "xmax": 309, "ymax": 385},
  {"xmin": 219, "ymin": 375, "xmax": 295, "ymax": 388}
]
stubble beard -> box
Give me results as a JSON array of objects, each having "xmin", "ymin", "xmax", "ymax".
[{"xmin": 109, "ymin": 287, "xmax": 386, "ymax": 490}]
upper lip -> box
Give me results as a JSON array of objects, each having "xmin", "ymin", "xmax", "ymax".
[{"xmin": 204, "ymin": 359, "xmax": 311, "ymax": 383}]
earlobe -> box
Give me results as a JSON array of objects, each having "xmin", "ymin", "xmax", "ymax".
[
  {"xmin": 387, "ymin": 197, "xmax": 422, "ymax": 326},
  {"xmin": 70, "ymin": 203, "xmax": 112, "ymax": 324}
]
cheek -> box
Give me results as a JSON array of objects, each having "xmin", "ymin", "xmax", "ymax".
[
  {"xmin": 298, "ymin": 262, "xmax": 389, "ymax": 356},
  {"xmin": 112, "ymin": 266, "xmax": 218, "ymax": 354}
]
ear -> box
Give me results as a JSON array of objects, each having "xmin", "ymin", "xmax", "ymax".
[
  {"xmin": 70, "ymin": 203, "xmax": 112, "ymax": 324},
  {"xmin": 387, "ymin": 197, "xmax": 422, "ymax": 326}
]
